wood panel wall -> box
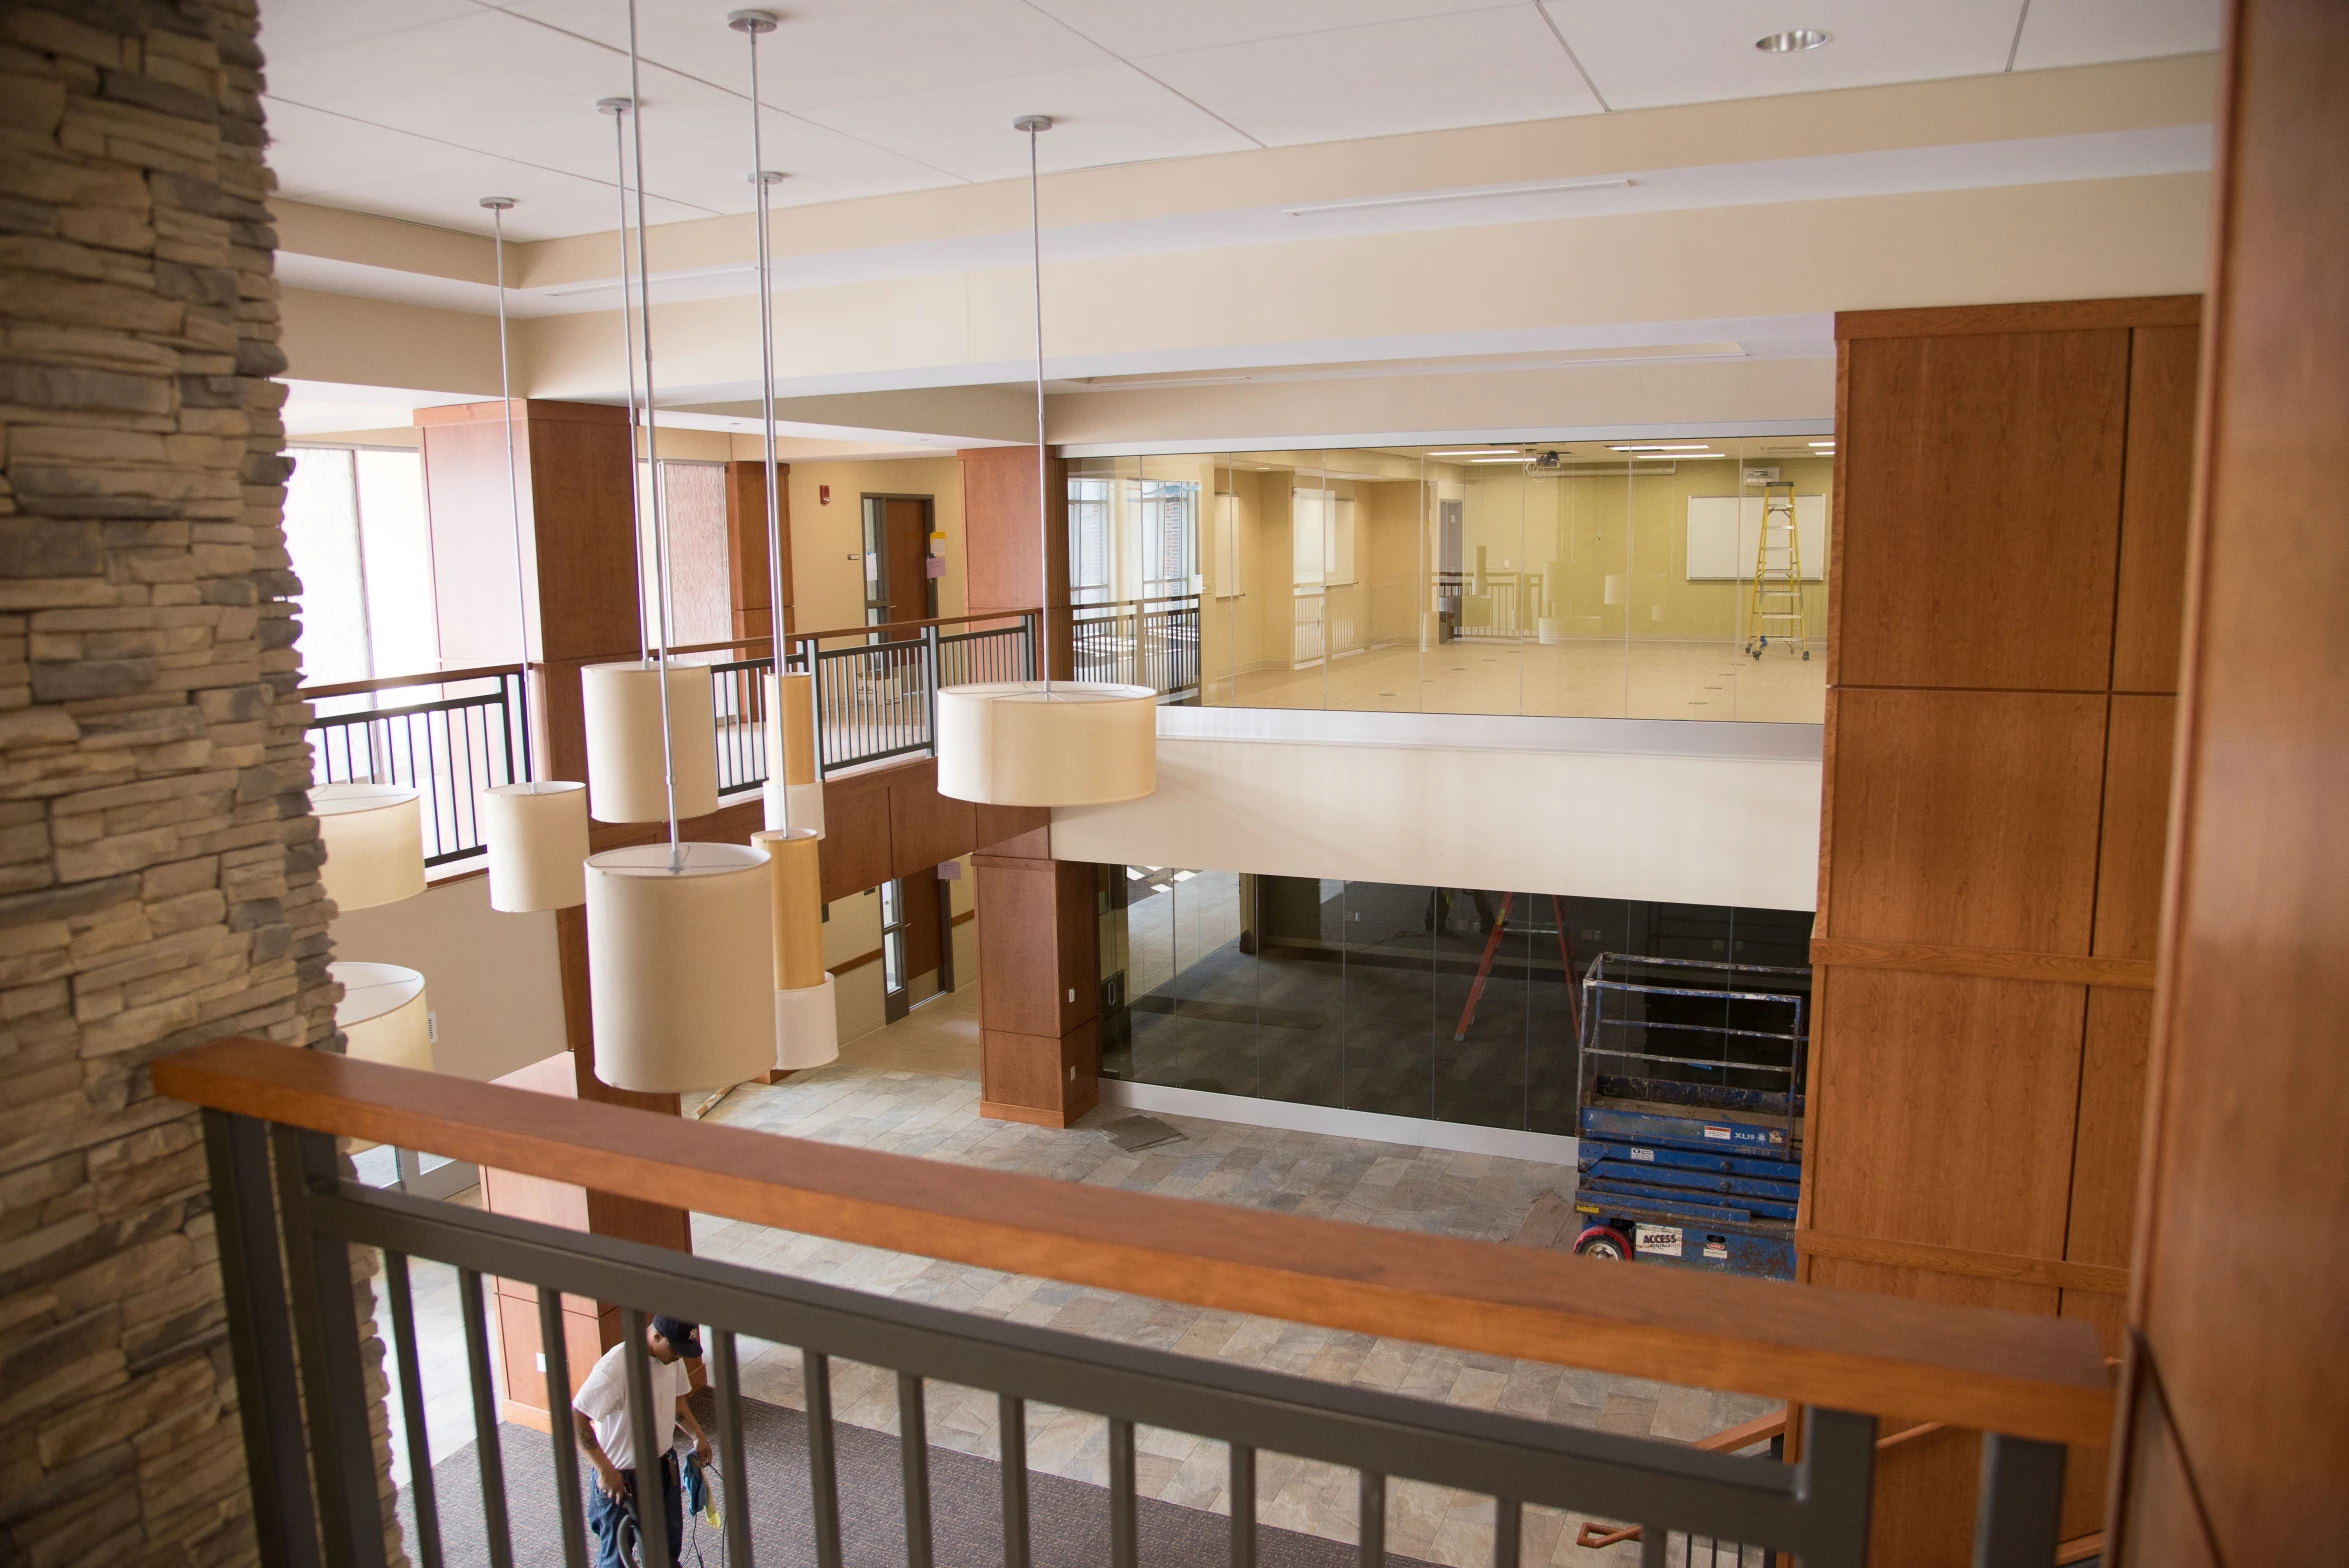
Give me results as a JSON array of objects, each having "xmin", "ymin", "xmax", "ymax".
[
  {"xmin": 2113, "ymin": 0, "xmax": 2349, "ymax": 1557},
  {"xmin": 960, "ymin": 445, "xmax": 1071, "ymax": 677},
  {"xmin": 723, "ymin": 458, "xmax": 791, "ymax": 641},
  {"xmin": 973, "ymin": 825, "xmax": 1099, "ymax": 1128},
  {"xmin": 1806, "ymin": 296, "xmax": 2200, "ymax": 1558}
]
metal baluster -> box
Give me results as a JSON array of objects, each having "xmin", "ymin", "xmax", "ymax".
[
  {"xmin": 999, "ymin": 1394, "xmax": 1030, "ymax": 1568},
  {"xmin": 268, "ymin": 1124, "xmax": 389, "ymax": 1568},
  {"xmin": 459, "ymin": 1270, "xmax": 514, "ymax": 1568},
  {"xmin": 620, "ymin": 1309, "xmax": 672, "ymax": 1568},
  {"xmin": 1639, "ymin": 1521, "xmax": 1668, "ymax": 1568},
  {"xmin": 804, "ymin": 1350, "xmax": 843, "ymax": 1568},
  {"xmin": 1798, "ymin": 1408, "xmax": 1876, "ymax": 1568},
  {"xmin": 898, "ymin": 1372, "xmax": 932, "ymax": 1568},
  {"xmin": 1492, "ymin": 1498, "xmax": 1520, "ymax": 1568},
  {"xmin": 203, "ymin": 1111, "xmax": 320, "ymax": 1568},
  {"xmin": 385, "ymin": 1253, "xmax": 443, "ymax": 1568},
  {"xmin": 1359, "ymin": 1471, "xmax": 1385, "ymax": 1567},
  {"xmin": 1973, "ymin": 1434, "xmax": 2066, "ymax": 1568},
  {"xmin": 1230, "ymin": 1443, "xmax": 1256, "ymax": 1568},
  {"xmin": 536, "ymin": 1287, "xmax": 588, "ymax": 1568},
  {"xmin": 1108, "ymin": 1418, "xmax": 1137, "ymax": 1568},
  {"xmin": 711, "ymin": 1331, "xmax": 754, "ymax": 1568}
]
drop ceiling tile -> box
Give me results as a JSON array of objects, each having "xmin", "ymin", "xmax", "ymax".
[
  {"xmin": 489, "ymin": 0, "xmax": 1109, "ymax": 113},
  {"xmin": 1141, "ymin": 8, "xmax": 1602, "ymax": 148},
  {"xmin": 803, "ymin": 60, "xmax": 1257, "ymax": 184},
  {"xmin": 2010, "ymin": 0, "xmax": 2223, "ymax": 70},
  {"xmin": 1024, "ymin": 0, "xmax": 1509, "ymax": 60},
  {"xmin": 1542, "ymin": 0, "xmax": 2022, "ymax": 111},
  {"xmin": 256, "ymin": 0, "xmax": 480, "ymax": 64}
]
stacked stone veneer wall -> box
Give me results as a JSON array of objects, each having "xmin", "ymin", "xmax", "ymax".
[{"xmin": 0, "ymin": 2, "xmax": 399, "ymax": 1564}]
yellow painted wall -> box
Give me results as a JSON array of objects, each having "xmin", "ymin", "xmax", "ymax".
[{"xmin": 780, "ymin": 456, "xmax": 967, "ymax": 635}]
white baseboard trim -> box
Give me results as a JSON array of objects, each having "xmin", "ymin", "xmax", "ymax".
[{"xmin": 1098, "ymin": 1079, "xmax": 1580, "ymax": 1167}]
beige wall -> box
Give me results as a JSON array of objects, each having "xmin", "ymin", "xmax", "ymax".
[
  {"xmin": 1050, "ymin": 729, "xmax": 1822, "ymax": 911},
  {"xmin": 332, "ymin": 873, "xmax": 569, "ymax": 1084},
  {"xmin": 784, "ymin": 455, "xmax": 967, "ymax": 633}
]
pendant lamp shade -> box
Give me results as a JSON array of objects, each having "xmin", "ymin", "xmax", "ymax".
[
  {"xmin": 312, "ymin": 783, "xmax": 426, "ymax": 911},
  {"xmin": 582, "ymin": 661, "xmax": 720, "ymax": 823},
  {"xmin": 761, "ymin": 670, "xmax": 824, "ymax": 835},
  {"xmin": 752, "ymin": 826, "xmax": 836, "ymax": 1069},
  {"xmin": 775, "ymin": 975, "xmax": 838, "ymax": 1069},
  {"xmin": 481, "ymin": 781, "xmax": 589, "ymax": 911},
  {"xmin": 935, "ymin": 682, "xmax": 1158, "ymax": 806},
  {"xmin": 332, "ymin": 961, "xmax": 431, "ymax": 1070},
  {"xmin": 584, "ymin": 841, "xmax": 775, "ymax": 1093}
]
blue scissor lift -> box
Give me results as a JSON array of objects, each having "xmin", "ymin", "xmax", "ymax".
[{"xmin": 1570, "ymin": 954, "xmax": 1811, "ymax": 1280}]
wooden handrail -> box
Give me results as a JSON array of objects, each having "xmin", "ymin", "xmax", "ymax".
[
  {"xmin": 150, "ymin": 1038, "xmax": 2116, "ymax": 1448},
  {"xmin": 299, "ymin": 662, "xmax": 524, "ymax": 701},
  {"xmin": 586, "ymin": 610, "xmax": 1042, "ymax": 664}
]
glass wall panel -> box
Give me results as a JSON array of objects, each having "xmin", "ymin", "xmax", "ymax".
[
  {"xmin": 1098, "ymin": 863, "xmax": 1814, "ymax": 1140},
  {"xmin": 1076, "ymin": 438, "xmax": 1830, "ymax": 723}
]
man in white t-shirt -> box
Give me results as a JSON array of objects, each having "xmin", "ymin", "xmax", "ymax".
[{"xmin": 571, "ymin": 1314, "xmax": 713, "ymax": 1568}]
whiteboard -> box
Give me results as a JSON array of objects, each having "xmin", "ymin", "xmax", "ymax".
[{"xmin": 1686, "ymin": 495, "xmax": 1827, "ymax": 581}]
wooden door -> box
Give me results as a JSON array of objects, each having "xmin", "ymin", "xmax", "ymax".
[{"xmin": 866, "ymin": 495, "xmax": 934, "ymax": 627}]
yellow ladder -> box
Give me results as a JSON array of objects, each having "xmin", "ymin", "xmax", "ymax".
[{"xmin": 1744, "ymin": 480, "xmax": 1809, "ymax": 660}]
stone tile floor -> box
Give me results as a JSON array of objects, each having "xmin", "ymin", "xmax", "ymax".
[{"xmin": 682, "ymin": 986, "xmax": 1779, "ymax": 1567}]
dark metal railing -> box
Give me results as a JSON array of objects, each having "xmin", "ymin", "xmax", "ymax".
[
  {"xmin": 1072, "ymin": 592, "xmax": 1199, "ymax": 698},
  {"xmin": 709, "ymin": 655, "xmax": 775, "ymax": 798},
  {"xmin": 302, "ymin": 665, "xmax": 530, "ymax": 867},
  {"xmin": 198, "ymin": 1109, "xmax": 2045, "ymax": 1568}
]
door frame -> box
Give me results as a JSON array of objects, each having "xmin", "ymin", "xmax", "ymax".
[{"xmin": 860, "ymin": 492, "xmax": 938, "ymax": 630}]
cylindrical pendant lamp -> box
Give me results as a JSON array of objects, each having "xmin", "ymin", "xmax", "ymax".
[
  {"xmin": 332, "ymin": 961, "xmax": 431, "ymax": 1070},
  {"xmin": 762, "ymin": 670, "xmax": 824, "ymax": 835},
  {"xmin": 480, "ymin": 781, "xmax": 589, "ymax": 911},
  {"xmin": 936, "ymin": 682, "xmax": 1158, "ymax": 806},
  {"xmin": 312, "ymin": 782, "xmax": 427, "ymax": 911},
  {"xmin": 752, "ymin": 826, "xmax": 836, "ymax": 1069},
  {"xmin": 584, "ymin": 842, "xmax": 776, "ymax": 1092},
  {"xmin": 582, "ymin": 661, "xmax": 720, "ymax": 823}
]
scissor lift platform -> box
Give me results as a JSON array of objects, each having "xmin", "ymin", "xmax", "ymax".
[{"xmin": 1569, "ymin": 955, "xmax": 1809, "ymax": 1280}]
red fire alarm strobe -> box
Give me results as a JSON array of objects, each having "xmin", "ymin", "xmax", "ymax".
[{"xmin": 819, "ymin": 484, "xmax": 832, "ymax": 504}]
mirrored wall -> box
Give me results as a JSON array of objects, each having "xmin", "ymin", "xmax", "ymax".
[
  {"xmin": 1070, "ymin": 435, "xmax": 1832, "ymax": 723},
  {"xmin": 1097, "ymin": 865, "xmax": 1815, "ymax": 1136}
]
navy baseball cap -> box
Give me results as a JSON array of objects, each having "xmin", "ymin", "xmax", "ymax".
[{"xmin": 651, "ymin": 1315, "xmax": 703, "ymax": 1357}]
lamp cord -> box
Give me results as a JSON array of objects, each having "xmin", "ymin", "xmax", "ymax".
[
  {"xmin": 1027, "ymin": 121, "xmax": 1048, "ymax": 696},
  {"xmin": 487, "ymin": 199, "xmax": 534, "ymax": 786},
  {"xmin": 605, "ymin": 101, "xmax": 649, "ymax": 668},
  {"xmin": 623, "ymin": 0, "xmax": 681, "ymax": 865},
  {"xmin": 745, "ymin": 23, "xmax": 787, "ymax": 773}
]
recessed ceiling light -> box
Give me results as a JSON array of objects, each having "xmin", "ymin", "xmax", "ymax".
[
  {"xmin": 1470, "ymin": 456, "xmax": 1530, "ymax": 464},
  {"xmin": 1756, "ymin": 29, "xmax": 1831, "ymax": 52},
  {"xmin": 1429, "ymin": 449, "xmax": 1520, "ymax": 458},
  {"xmin": 1636, "ymin": 453, "xmax": 1731, "ymax": 460},
  {"xmin": 1609, "ymin": 443, "xmax": 1712, "ymax": 452},
  {"xmin": 1808, "ymin": 440, "xmax": 1836, "ymax": 447}
]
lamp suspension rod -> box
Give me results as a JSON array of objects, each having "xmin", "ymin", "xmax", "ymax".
[
  {"xmin": 1018, "ymin": 114, "xmax": 1052, "ymax": 695},
  {"xmin": 482, "ymin": 197, "xmax": 534, "ymax": 780},
  {"xmin": 622, "ymin": 0, "xmax": 681, "ymax": 862},
  {"xmin": 599, "ymin": 96, "xmax": 649, "ymax": 667},
  {"xmin": 729, "ymin": 11, "xmax": 786, "ymax": 680}
]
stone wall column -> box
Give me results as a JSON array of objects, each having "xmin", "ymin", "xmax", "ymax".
[{"xmin": 0, "ymin": 1, "xmax": 400, "ymax": 1563}]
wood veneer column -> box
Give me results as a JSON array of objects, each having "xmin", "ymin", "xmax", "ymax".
[
  {"xmin": 723, "ymin": 458, "xmax": 791, "ymax": 641},
  {"xmin": 1805, "ymin": 297, "xmax": 2199, "ymax": 1559},
  {"xmin": 972, "ymin": 822, "xmax": 1096, "ymax": 1126},
  {"xmin": 960, "ymin": 445, "xmax": 1070, "ymax": 677},
  {"xmin": 2110, "ymin": 1, "xmax": 2349, "ymax": 1557},
  {"xmin": 416, "ymin": 399, "xmax": 690, "ymax": 1259}
]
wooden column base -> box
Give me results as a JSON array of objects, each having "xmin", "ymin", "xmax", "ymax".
[{"xmin": 981, "ymin": 1019, "xmax": 1099, "ymax": 1128}]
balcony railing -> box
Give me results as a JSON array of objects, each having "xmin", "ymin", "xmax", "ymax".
[
  {"xmin": 158, "ymin": 1037, "xmax": 2105, "ymax": 1568},
  {"xmin": 1073, "ymin": 592, "xmax": 1200, "ymax": 700},
  {"xmin": 300, "ymin": 613, "xmax": 1053, "ymax": 867},
  {"xmin": 302, "ymin": 664, "xmax": 532, "ymax": 866}
]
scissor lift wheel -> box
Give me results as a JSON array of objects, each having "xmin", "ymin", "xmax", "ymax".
[{"xmin": 1573, "ymin": 1224, "xmax": 1634, "ymax": 1261}]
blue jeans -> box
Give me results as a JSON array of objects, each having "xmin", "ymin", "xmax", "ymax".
[{"xmin": 588, "ymin": 1452, "xmax": 681, "ymax": 1568}]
